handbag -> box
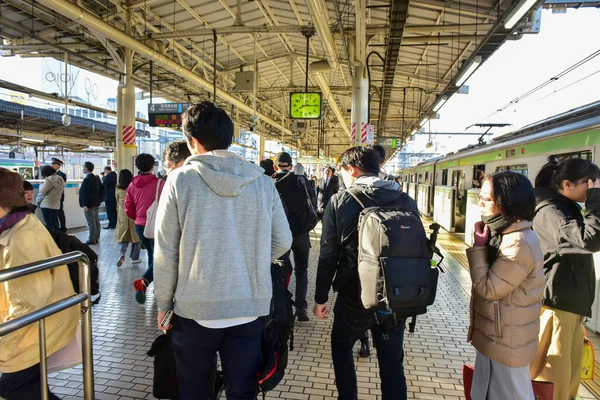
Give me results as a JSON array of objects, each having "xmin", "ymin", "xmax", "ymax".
[
  {"xmin": 582, "ymin": 327, "xmax": 595, "ymax": 380},
  {"xmin": 47, "ymin": 327, "xmax": 82, "ymax": 373},
  {"xmin": 143, "ymin": 180, "xmax": 162, "ymax": 239},
  {"xmin": 462, "ymin": 364, "xmax": 553, "ymax": 400}
]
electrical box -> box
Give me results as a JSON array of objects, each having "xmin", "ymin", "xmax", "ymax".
[{"xmin": 235, "ymin": 71, "xmax": 255, "ymax": 91}]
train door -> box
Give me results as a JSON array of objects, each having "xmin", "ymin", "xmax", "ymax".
[{"xmin": 452, "ymin": 169, "xmax": 466, "ymax": 233}]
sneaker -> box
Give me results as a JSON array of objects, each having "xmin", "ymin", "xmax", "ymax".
[
  {"xmin": 359, "ymin": 340, "xmax": 371, "ymax": 358},
  {"xmin": 297, "ymin": 309, "xmax": 310, "ymax": 322},
  {"xmin": 133, "ymin": 279, "xmax": 147, "ymax": 304},
  {"xmin": 116, "ymin": 255, "xmax": 125, "ymax": 268},
  {"xmin": 131, "ymin": 259, "xmax": 142, "ymax": 264}
]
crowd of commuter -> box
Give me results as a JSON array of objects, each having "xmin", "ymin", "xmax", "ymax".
[{"xmin": 1, "ymin": 100, "xmax": 599, "ymax": 400}]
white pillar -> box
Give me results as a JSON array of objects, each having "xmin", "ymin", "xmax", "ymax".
[{"xmin": 351, "ymin": 67, "xmax": 368, "ymax": 147}]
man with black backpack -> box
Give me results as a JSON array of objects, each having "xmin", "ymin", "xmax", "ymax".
[
  {"xmin": 273, "ymin": 152, "xmax": 318, "ymax": 322},
  {"xmin": 313, "ymin": 146, "xmax": 420, "ymax": 400}
]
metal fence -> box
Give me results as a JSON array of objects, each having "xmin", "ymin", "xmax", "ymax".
[{"xmin": 0, "ymin": 251, "xmax": 95, "ymax": 400}]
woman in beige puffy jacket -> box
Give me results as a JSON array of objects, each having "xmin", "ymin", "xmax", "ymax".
[{"xmin": 467, "ymin": 171, "xmax": 544, "ymax": 400}]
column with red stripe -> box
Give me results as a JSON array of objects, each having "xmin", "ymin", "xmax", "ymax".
[{"xmin": 122, "ymin": 125, "xmax": 137, "ymax": 147}]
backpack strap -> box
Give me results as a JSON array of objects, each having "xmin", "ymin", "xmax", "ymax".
[{"xmin": 346, "ymin": 187, "xmax": 376, "ymax": 209}]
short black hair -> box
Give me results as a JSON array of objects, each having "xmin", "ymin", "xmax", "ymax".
[
  {"xmin": 41, "ymin": 165, "xmax": 56, "ymax": 178},
  {"xmin": 84, "ymin": 161, "xmax": 94, "ymax": 172},
  {"xmin": 259, "ymin": 159, "xmax": 275, "ymax": 176},
  {"xmin": 23, "ymin": 180, "xmax": 33, "ymax": 191},
  {"xmin": 181, "ymin": 101, "xmax": 233, "ymax": 151},
  {"xmin": 135, "ymin": 153, "xmax": 155, "ymax": 173},
  {"xmin": 163, "ymin": 140, "xmax": 192, "ymax": 164},
  {"xmin": 339, "ymin": 146, "xmax": 381, "ymax": 175},
  {"xmin": 372, "ymin": 145, "xmax": 386, "ymax": 161},
  {"xmin": 486, "ymin": 171, "xmax": 535, "ymax": 223},
  {"xmin": 104, "ymin": 166, "xmax": 112, "ymax": 172}
]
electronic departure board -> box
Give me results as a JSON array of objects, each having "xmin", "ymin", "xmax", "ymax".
[{"xmin": 148, "ymin": 103, "xmax": 193, "ymax": 128}]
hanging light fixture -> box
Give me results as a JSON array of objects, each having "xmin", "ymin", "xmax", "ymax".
[
  {"xmin": 504, "ymin": 0, "xmax": 538, "ymax": 29},
  {"xmin": 432, "ymin": 95, "xmax": 449, "ymax": 112},
  {"xmin": 455, "ymin": 56, "xmax": 482, "ymax": 87}
]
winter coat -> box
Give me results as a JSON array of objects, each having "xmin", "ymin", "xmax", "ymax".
[
  {"xmin": 39, "ymin": 175, "xmax": 65, "ymax": 210},
  {"xmin": 317, "ymin": 175, "xmax": 340, "ymax": 211},
  {"xmin": 124, "ymin": 173, "xmax": 164, "ymax": 226},
  {"xmin": 102, "ymin": 171, "xmax": 117, "ymax": 203},
  {"xmin": 533, "ymin": 187, "xmax": 600, "ymax": 317},
  {"xmin": 79, "ymin": 173, "xmax": 102, "ymax": 208},
  {"xmin": 115, "ymin": 188, "xmax": 140, "ymax": 244},
  {"xmin": 0, "ymin": 214, "xmax": 79, "ymax": 373},
  {"xmin": 467, "ymin": 220, "xmax": 544, "ymax": 368}
]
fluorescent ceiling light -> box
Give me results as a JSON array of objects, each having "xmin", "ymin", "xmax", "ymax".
[
  {"xmin": 504, "ymin": 0, "xmax": 537, "ymax": 29},
  {"xmin": 420, "ymin": 118, "xmax": 429, "ymax": 126},
  {"xmin": 410, "ymin": 129, "xmax": 417, "ymax": 136},
  {"xmin": 21, "ymin": 137, "xmax": 44, "ymax": 143},
  {"xmin": 455, "ymin": 55, "xmax": 482, "ymax": 87},
  {"xmin": 432, "ymin": 95, "xmax": 449, "ymax": 112}
]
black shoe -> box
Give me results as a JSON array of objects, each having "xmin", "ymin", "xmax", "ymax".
[
  {"xmin": 359, "ymin": 341, "xmax": 371, "ymax": 358},
  {"xmin": 297, "ymin": 310, "xmax": 310, "ymax": 322},
  {"xmin": 85, "ymin": 240, "xmax": 99, "ymax": 245},
  {"xmin": 103, "ymin": 226, "xmax": 111, "ymax": 230}
]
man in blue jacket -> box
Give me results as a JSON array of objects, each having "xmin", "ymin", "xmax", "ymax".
[{"xmin": 79, "ymin": 162, "xmax": 102, "ymax": 245}]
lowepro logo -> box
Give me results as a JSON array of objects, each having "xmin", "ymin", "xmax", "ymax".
[{"xmin": 400, "ymin": 225, "xmax": 410, "ymax": 229}]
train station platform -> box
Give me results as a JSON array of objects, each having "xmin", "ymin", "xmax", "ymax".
[{"xmin": 47, "ymin": 220, "xmax": 599, "ymax": 400}]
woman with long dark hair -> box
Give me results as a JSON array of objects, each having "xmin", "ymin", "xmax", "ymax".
[
  {"xmin": 467, "ymin": 171, "xmax": 544, "ymax": 400},
  {"xmin": 115, "ymin": 169, "xmax": 142, "ymax": 267},
  {"xmin": 530, "ymin": 158, "xmax": 600, "ymax": 400}
]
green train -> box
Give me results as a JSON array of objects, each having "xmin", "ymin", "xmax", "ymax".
[{"xmin": 399, "ymin": 101, "xmax": 600, "ymax": 245}]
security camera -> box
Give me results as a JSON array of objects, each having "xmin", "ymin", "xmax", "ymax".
[{"xmin": 62, "ymin": 114, "xmax": 72, "ymax": 127}]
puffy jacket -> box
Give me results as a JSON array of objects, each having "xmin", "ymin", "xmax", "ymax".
[
  {"xmin": 315, "ymin": 175, "xmax": 415, "ymax": 308},
  {"xmin": 125, "ymin": 173, "xmax": 164, "ymax": 226},
  {"xmin": 0, "ymin": 214, "xmax": 79, "ymax": 373},
  {"xmin": 533, "ymin": 187, "xmax": 600, "ymax": 317},
  {"xmin": 467, "ymin": 220, "xmax": 544, "ymax": 368},
  {"xmin": 39, "ymin": 174, "xmax": 65, "ymax": 210}
]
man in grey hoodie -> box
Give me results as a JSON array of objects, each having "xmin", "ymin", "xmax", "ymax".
[{"xmin": 154, "ymin": 101, "xmax": 292, "ymax": 399}]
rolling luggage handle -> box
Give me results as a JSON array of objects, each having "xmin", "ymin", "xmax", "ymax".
[{"xmin": 0, "ymin": 251, "xmax": 95, "ymax": 400}]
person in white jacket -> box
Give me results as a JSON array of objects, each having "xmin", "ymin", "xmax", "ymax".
[{"xmin": 38, "ymin": 164, "xmax": 65, "ymax": 230}]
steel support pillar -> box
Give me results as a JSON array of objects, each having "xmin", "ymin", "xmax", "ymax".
[
  {"xmin": 257, "ymin": 134, "xmax": 266, "ymax": 163},
  {"xmin": 116, "ymin": 15, "xmax": 137, "ymax": 172},
  {"xmin": 351, "ymin": 0, "xmax": 368, "ymax": 146}
]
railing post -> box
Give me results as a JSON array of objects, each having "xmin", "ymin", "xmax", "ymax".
[
  {"xmin": 79, "ymin": 256, "xmax": 95, "ymax": 400},
  {"xmin": 39, "ymin": 318, "xmax": 49, "ymax": 400}
]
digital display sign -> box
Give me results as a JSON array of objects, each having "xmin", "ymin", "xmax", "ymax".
[{"xmin": 148, "ymin": 103, "xmax": 193, "ymax": 128}]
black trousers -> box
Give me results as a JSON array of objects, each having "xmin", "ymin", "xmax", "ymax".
[
  {"xmin": 0, "ymin": 363, "xmax": 60, "ymax": 400},
  {"xmin": 281, "ymin": 232, "xmax": 311, "ymax": 312},
  {"xmin": 57, "ymin": 199, "xmax": 67, "ymax": 232},
  {"xmin": 105, "ymin": 200, "xmax": 117, "ymax": 229}
]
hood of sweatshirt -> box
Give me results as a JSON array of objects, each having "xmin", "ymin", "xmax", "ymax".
[
  {"xmin": 351, "ymin": 174, "xmax": 404, "ymax": 205},
  {"xmin": 184, "ymin": 150, "xmax": 264, "ymax": 197},
  {"xmin": 47, "ymin": 174, "xmax": 65, "ymax": 190},
  {"xmin": 131, "ymin": 173, "xmax": 157, "ymax": 189}
]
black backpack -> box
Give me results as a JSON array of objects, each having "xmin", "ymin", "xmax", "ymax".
[
  {"xmin": 275, "ymin": 173, "xmax": 318, "ymax": 236},
  {"xmin": 257, "ymin": 261, "xmax": 295, "ymax": 395},
  {"xmin": 347, "ymin": 188, "xmax": 441, "ymax": 333},
  {"xmin": 46, "ymin": 228, "xmax": 100, "ymax": 300}
]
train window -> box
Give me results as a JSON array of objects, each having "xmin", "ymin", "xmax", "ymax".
[
  {"xmin": 472, "ymin": 165, "xmax": 485, "ymax": 188},
  {"xmin": 418, "ymin": 173, "xmax": 423, "ymax": 183},
  {"xmin": 549, "ymin": 151, "xmax": 592, "ymax": 162},
  {"xmin": 495, "ymin": 164, "xmax": 528, "ymax": 176},
  {"xmin": 442, "ymin": 169, "xmax": 448, "ymax": 185},
  {"xmin": 505, "ymin": 148, "xmax": 516, "ymax": 158},
  {"xmin": 425, "ymin": 172, "xmax": 430, "ymax": 184}
]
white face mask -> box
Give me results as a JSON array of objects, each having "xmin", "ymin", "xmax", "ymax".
[{"xmin": 340, "ymin": 168, "xmax": 355, "ymax": 189}]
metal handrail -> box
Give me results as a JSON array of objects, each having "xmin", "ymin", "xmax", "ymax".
[{"xmin": 0, "ymin": 251, "xmax": 95, "ymax": 400}]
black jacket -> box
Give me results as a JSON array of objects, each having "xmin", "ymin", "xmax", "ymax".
[
  {"xmin": 102, "ymin": 171, "xmax": 117, "ymax": 203},
  {"xmin": 317, "ymin": 175, "xmax": 340, "ymax": 211},
  {"xmin": 79, "ymin": 173, "xmax": 103, "ymax": 208},
  {"xmin": 315, "ymin": 177, "xmax": 416, "ymax": 309},
  {"xmin": 274, "ymin": 171, "xmax": 317, "ymax": 236},
  {"xmin": 57, "ymin": 170, "xmax": 67, "ymax": 202},
  {"xmin": 533, "ymin": 187, "xmax": 600, "ymax": 317}
]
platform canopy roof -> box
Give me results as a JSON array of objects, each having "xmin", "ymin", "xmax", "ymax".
[{"xmin": 0, "ymin": 0, "xmax": 554, "ymax": 155}]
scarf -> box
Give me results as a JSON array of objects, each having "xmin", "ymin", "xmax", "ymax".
[
  {"xmin": 482, "ymin": 214, "xmax": 511, "ymax": 265},
  {"xmin": 0, "ymin": 211, "xmax": 30, "ymax": 235}
]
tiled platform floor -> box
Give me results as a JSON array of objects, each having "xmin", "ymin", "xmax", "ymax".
[{"xmin": 46, "ymin": 221, "xmax": 597, "ymax": 399}]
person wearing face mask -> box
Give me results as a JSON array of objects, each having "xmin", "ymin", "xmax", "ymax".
[
  {"xmin": 467, "ymin": 171, "xmax": 544, "ymax": 400},
  {"xmin": 530, "ymin": 158, "xmax": 600, "ymax": 400},
  {"xmin": 22, "ymin": 180, "xmax": 37, "ymax": 214},
  {"xmin": 0, "ymin": 168, "xmax": 79, "ymax": 400},
  {"xmin": 162, "ymin": 140, "xmax": 192, "ymax": 178}
]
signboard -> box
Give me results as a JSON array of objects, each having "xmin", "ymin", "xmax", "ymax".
[
  {"xmin": 366, "ymin": 124, "xmax": 374, "ymax": 145},
  {"xmin": 298, "ymin": 157, "xmax": 336, "ymax": 165},
  {"xmin": 148, "ymin": 103, "xmax": 193, "ymax": 128},
  {"xmin": 379, "ymin": 138, "xmax": 402, "ymax": 148}
]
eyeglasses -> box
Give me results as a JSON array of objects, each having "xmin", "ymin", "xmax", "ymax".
[{"xmin": 478, "ymin": 194, "xmax": 493, "ymax": 203}]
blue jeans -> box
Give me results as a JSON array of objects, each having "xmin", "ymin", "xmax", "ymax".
[
  {"xmin": 0, "ymin": 363, "xmax": 60, "ymax": 400},
  {"xmin": 331, "ymin": 298, "xmax": 407, "ymax": 400},
  {"xmin": 41, "ymin": 208, "xmax": 59, "ymax": 231},
  {"xmin": 135, "ymin": 224, "xmax": 154, "ymax": 283},
  {"xmin": 172, "ymin": 315, "xmax": 262, "ymax": 400}
]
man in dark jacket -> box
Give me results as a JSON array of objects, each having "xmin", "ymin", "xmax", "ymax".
[
  {"xmin": 316, "ymin": 166, "xmax": 339, "ymax": 219},
  {"xmin": 313, "ymin": 146, "xmax": 416, "ymax": 400},
  {"xmin": 79, "ymin": 162, "xmax": 102, "ymax": 245},
  {"xmin": 52, "ymin": 158, "xmax": 68, "ymax": 232},
  {"xmin": 102, "ymin": 166, "xmax": 118, "ymax": 229},
  {"xmin": 372, "ymin": 145, "xmax": 396, "ymax": 182},
  {"xmin": 273, "ymin": 152, "xmax": 317, "ymax": 322}
]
